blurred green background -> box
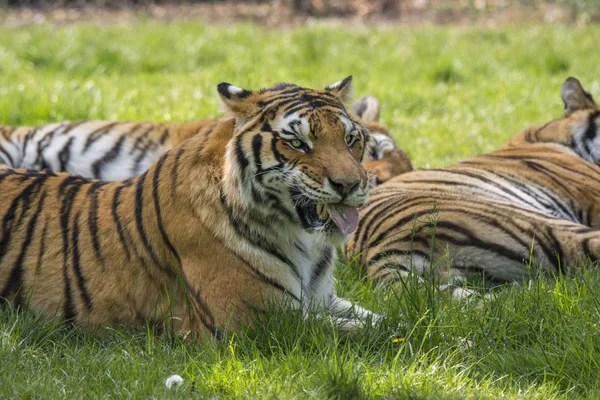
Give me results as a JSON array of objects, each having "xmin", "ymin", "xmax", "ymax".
[{"xmin": 1, "ymin": 22, "xmax": 599, "ymax": 169}]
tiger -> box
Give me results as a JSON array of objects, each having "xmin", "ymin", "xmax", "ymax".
[
  {"xmin": 346, "ymin": 77, "xmax": 600, "ymax": 286},
  {"xmin": 0, "ymin": 97, "xmax": 411, "ymax": 183},
  {"xmin": 351, "ymin": 96, "xmax": 413, "ymax": 186},
  {"xmin": 0, "ymin": 76, "xmax": 379, "ymax": 339}
]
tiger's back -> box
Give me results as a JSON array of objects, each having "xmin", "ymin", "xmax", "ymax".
[{"xmin": 0, "ymin": 119, "xmax": 217, "ymax": 180}]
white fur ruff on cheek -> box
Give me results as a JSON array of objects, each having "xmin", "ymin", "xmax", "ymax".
[{"xmin": 224, "ymin": 141, "xmax": 243, "ymax": 179}]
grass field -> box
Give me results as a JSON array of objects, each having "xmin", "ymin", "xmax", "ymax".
[{"xmin": 1, "ymin": 20, "xmax": 600, "ymax": 399}]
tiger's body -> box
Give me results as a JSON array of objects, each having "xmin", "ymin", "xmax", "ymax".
[
  {"xmin": 0, "ymin": 120, "xmax": 216, "ymax": 180},
  {"xmin": 347, "ymin": 77, "xmax": 600, "ymax": 284},
  {"xmin": 0, "ymin": 78, "xmax": 378, "ymax": 338},
  {"xmin": 0, "ymin": 98, "xmax": 411, "ymax": 183}
]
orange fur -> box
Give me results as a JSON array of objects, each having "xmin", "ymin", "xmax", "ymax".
[
  {"xmin": 347, "ymin": 77, "xmax": 600, "ymax": 285},
  {"xmin": 0, "ymin": 79, "xmax": 379, "ymax": 339}
]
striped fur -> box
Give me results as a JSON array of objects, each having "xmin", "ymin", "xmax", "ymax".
[
  {"xmin": 347, "ymin": 77, "xmax": 600, "ymax": 285},
  {"xmin": 0, "ymin": 77, "xmax": 378, "ymax": 339},
  {"xmin": 0, "ymin": 98, "xmax": 409, "ymax": 184},
  {"xmin": 0, "ymin": 120, "xmax": 216, "ymax": 180}
]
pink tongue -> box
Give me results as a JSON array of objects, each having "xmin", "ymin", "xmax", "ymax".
[{"xmin": 329, "ymin": 205, "xmax": 360, "ymax": 234}]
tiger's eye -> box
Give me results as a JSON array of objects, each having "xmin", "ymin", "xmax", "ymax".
[
  {"xmin": 345, "ymin": 133, "xmax": 356, "ymax": 146},
  {"xmin": 290, "ymin": 139, "xmax": 303, "ymax": 148}
]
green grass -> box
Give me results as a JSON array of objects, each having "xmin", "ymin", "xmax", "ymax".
[{"xmin": 2, "ymin": 20, "xmax": 600, "ymax": 398}]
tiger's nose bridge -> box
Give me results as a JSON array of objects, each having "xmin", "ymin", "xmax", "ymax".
[{"xmin": 326, "ymin": 159, "xmax": 364, "ymax": 196}]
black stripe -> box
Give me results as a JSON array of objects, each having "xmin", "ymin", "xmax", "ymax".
[
  {"xmin": 58, "ymin": 137, "xmax": 74, "ymax": 172},
  {"xmin": 0, "ymin": 143, "xmax": 14, "ymax": 166},
  {"xmin": 235, "ymin": 134, "xmax": 249, "ymax": 180},
  {"xmin": 130, "ymin": 126, "xmax": 157, "ymax": 175},
  {"xmin": 129, "ymin": 125, "xmax": 154, "ymax": 155},
  {"xmin": 59, "ymin": 176, "xmax": 87, "ymax": 321},
  {"xmin": 0, "ymin": 188, "xmax": 46, "ymax": 303},
  {"xmin": 35, "ymin": 220, "xmax": 48, "ymax": 275},
  {"xmin": 71, "ymin": 212, "xmax": 92, "ymax": 311},
  {"xmin": 176, "ymin": 270, "xmax": 217, "ymax": 335},
  {"xmin": 0, "ymin": 174, "xmax": 49, "ymax": 264},
  {"xmin": 310, "ymin": 246, "xmax": 333, "ymax": 290},
  {"xmin": 283, "ymin": 102, "xmax": 311, "ymax": 118},
  {"xmin": 152, "ymin": 155, "xmax": 180, "ymax": 266},
  {"xmin": 60, "ymin": 121, "xmax": 86, "ymax": 136},
  {"xmin": 87, "ymin": 181, "xmax": 108, "ymax": 262},
  {"xmin": 583, "ymin": 111, "xmax": 600, "ymax": 142},
  {"xmin": 367, "ymin": 248, "xmax": 429, "ymax": 270},
  {"xmin": 111, "ymin": 183, "xmax": 132, "ymax": 260},
  {"xmin": 357, "ymin": 194, "xmax": 430, "ymax": 252},
  {"xmin": 170, "ymin": 146, "xmax": 185, "ymax": 199},
  {"xmin": 159, "ymin": 128, "xmax": 170, "ymax": 145},
  {"xmin": 63, "ymin": 264, "xmax": 75, "ymax": 321},
  {"xmin": 91, "ymin": 134, "xmax": 127, "ymax": 179},
  {"xmin": 134, "ymin": 171, "xmax": 165, "ymax": 271},
  {"xmin": 34, "ymin": 127, "xmax": 60, "ymax": 168},
  {"xmin": 83, "ymin": 122, "xmax": 121, "ymax": 151},
  {"xmin": 21, "ymin": 128, "xmax": 38, "ymax": 164}
]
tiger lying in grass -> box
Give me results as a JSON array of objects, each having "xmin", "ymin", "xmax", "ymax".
[
  {"xmin": 0, "ymin": 96, "xmax": 411, "ymax": 183},
  {"xmin": 347, "ymin": 77, "xmax": 600, "ymax": 285},
  {"xmin": 0, "ymin": 77, "xmax": 379, "ymax": 339}
]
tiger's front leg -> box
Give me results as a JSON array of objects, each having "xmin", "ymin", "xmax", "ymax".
[{"xmin": 327, "ymin": 295, "xmax": 382, "ymax": 331}]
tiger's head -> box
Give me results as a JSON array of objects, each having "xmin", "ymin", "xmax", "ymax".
[
  {"xmin": 352, "ymin": 96, "xmax": 413, "ymax": 187},
  {"xmin": 507, "ymin": 77, "xmax": 600, "ymax": 165},
  {"xmin": 220, "ymin": 77, "xmax": 370, "ymax": 240}
]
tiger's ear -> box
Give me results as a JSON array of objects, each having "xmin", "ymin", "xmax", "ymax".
[
  {"xmin": 352, "ymin": 96, "xmax": 381, "ymax": 123},
  {"xmin": 561, "ymin": 77, "xmax": 597, "ymax": 116},
  {"xmin": 325, "ymin": 76, "xmax": 353, "ymax": 103},
  {"xmin": 217, "ymin": 82, "xmax": 258, "ymax": 120}
]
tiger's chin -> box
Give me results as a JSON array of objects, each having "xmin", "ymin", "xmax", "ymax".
[{"xmin": 295, "ymin": 201, "xmax": 361, "ymax": 239}]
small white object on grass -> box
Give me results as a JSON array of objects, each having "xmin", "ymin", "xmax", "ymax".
[{"xmin": 165, "ymin": 374, "xmax": 184, "ymax": 389}]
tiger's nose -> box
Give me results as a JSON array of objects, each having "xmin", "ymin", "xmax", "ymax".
[{"xmin": 329, "ymin": 177, "xmax": 361, "ymax": 197}]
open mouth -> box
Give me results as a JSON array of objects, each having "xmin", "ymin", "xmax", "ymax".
[{"xmin": 296, "ymin": 202, "xmax": 360, "ymax": 234}]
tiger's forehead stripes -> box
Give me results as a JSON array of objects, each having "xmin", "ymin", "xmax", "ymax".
[{"xmin": 277, "ymin": 113, "xmax": 311, "ymax": 142}]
